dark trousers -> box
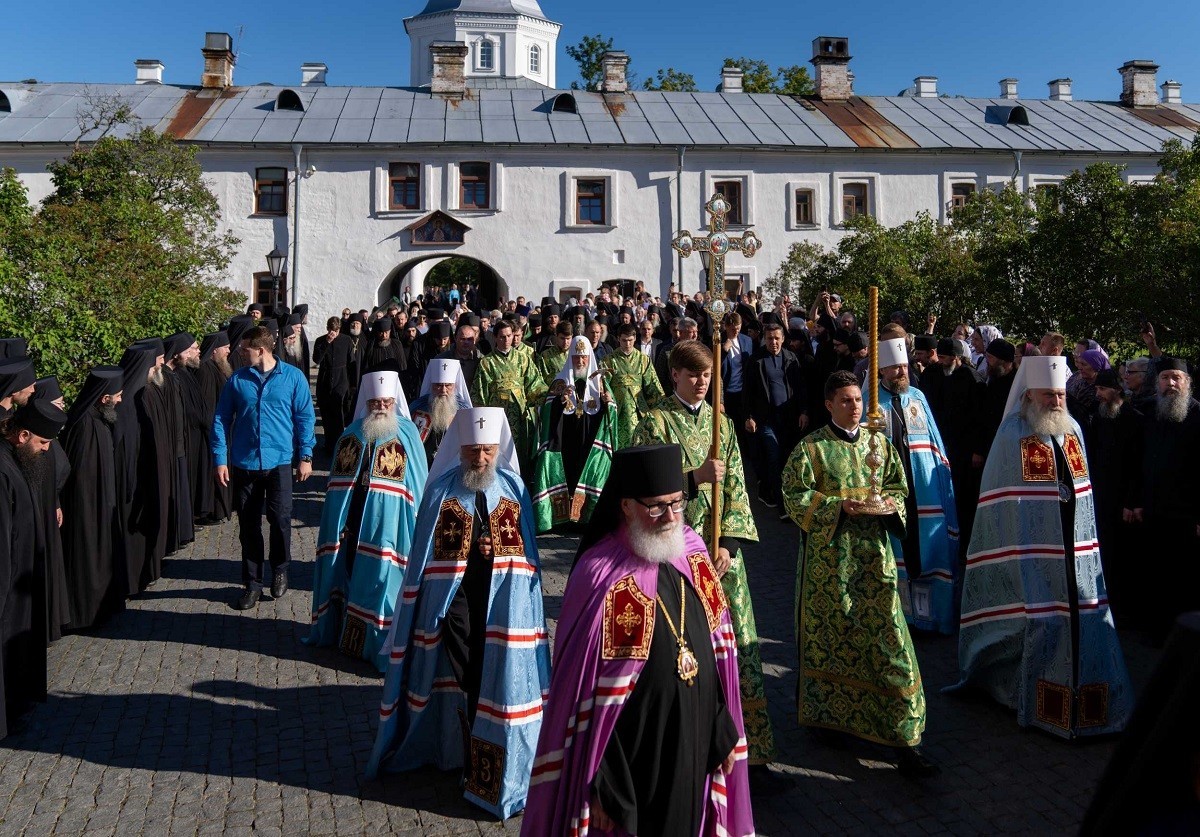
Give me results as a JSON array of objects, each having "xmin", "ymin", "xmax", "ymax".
[
  {"xmin": 755, "ymin": 419, "xmax": 798, "ymax": 503},
  {"xmin": 232, "ymin": 465, "xmax": 293, "ymax": 592}
]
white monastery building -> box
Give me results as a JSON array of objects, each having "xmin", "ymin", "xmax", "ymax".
[{"xmin": 2, "ymin": 0, "xmax": 1200, "ymax": 325}]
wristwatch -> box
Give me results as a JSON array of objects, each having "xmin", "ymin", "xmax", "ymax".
[{"xmin": 299, "ymin": 455, "xmax": 312, "ymax": 463}]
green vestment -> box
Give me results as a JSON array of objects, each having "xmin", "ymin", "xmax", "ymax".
[
  {"xmin": 781, "ymin": 424, "xmax": 926, "ymax": 747},
  {"xmin": 631, "ymin": 397, "xmax": 776, "ymax": 764},
  {"xmin": 536, "ymin": 347, "xmax": 567, "ymax": 387},
  {"xmin": 470, "ymin": 348, "xmax": 547, "ymax": 472},
  {"xmin": 600, "ymin": 349, "xmax": 665, "ymax": 449},
  {"xmin": 531, "ymin": 379, "xmax": 617, "ymax": 533}
]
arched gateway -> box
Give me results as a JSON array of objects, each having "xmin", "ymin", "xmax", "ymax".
[{"xmin": 379, "ymin": 255, "xmax": 509, "ymax": 311}]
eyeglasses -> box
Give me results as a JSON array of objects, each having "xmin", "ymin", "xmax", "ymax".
[{"xmin": 633, "ymin": 497, "xmax": 687, "ymax": 518}]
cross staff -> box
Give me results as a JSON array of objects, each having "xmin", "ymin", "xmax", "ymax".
[{"xmin": 671, "ymin": 194, "xmax": 762, "ymax": 564}]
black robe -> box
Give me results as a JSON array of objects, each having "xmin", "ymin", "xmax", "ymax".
[
  {"xmin": 315, "ymin": 334, "xmax": 363, "ymax": 454},
  {"xmin": 546, "ymin": 379, "xmax": 603, "ymax": 494},
  {"xmin": 1084, "ymin": 403, "xmax": 1144, "ymax": 624},
  {"xmin": 61, "ymin": 405, "xmax": 120, "ymax": 629},
  {"xmin": 29, "ymin": 441, "xmax": 71, "ymax": 641},
  {"xmin": 177, "ymin": 365, "xmax": 208, "ymax": 522},
  {"xmin": 132, "ymin": 382, "xmax": 173, "ymax": 591},
  {"xmin": 593, "ymin": 562, "xmax": 738, "ymax": 836},
  {"xmin": 195, "ymin": 359, "xmax": 232, "ymax": 522},
  {"xmin": 160, "ymin": 367, "xmax": 194, "ymax": 554},
  {"xmin": 363, "ymin": 339, "xmax": 408, "ymax": 375},
  {"xmin": 0, "ymin": 439, "xmax": 43, "ymax": 737}
]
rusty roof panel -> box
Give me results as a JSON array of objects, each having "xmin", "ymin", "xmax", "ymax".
[
  {"xmin": 807, "ymin": 98, "xmax": 918, "ymax": 149},
  {"xmin": 1125, "ymin": 105, "xmax": 1200, "ymax": 135},
  {"xmin": 164, "ymin": 89, "xmax": 237, "ymax": 140}
]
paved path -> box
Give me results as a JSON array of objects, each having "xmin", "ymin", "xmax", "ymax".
[{"xmin": 0, "ymin": 455, "xmax": 1158, "ymax": 835}]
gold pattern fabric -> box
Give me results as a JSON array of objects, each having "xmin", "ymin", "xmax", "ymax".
[
  {"xmin": 535, "ymin": 347, "xmax": 567, "ymax": 387},
  {"xmin": 601, "ymin": 349, "xmax": 666, "ymax": 448},
  {"xmin": 471, "ymin": 348, "xmax": 547, "ymax": 469},
  {"xmin": 781, "ymin": 425, "xmax": 926, "ymax": 747},
  {"xmin": 631, "ymin": 398, "xmax": 775, "ymax": 763}
]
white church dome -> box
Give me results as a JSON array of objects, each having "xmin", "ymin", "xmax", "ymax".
[{"xmin": 411, "ymin": 0, "xmax": 550, "ymax": 19}]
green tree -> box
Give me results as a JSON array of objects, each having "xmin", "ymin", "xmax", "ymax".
[
  {"xmin": 0, "ymin": 127, "xmax": 243, "ymax": 398},
  {"xmin": 721, "ymin": 59, "xmax": 814, "ymax": 95},
  {"xmin": 565, "ymin": 35, "xmax": 635, "ymax": 91},
  {"xmin": 643, "ymin": 68, "xmax": 698, "ymax": 92},
  {"xmin": 775, "ymin": 65, "xmax": 815, "ymax": 96}
]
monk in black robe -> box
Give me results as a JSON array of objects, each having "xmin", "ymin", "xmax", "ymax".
[
  {"xmin": 61, "ymin": 366, "xmax": 123, "ymax": 629},
  {"xmin": 162, "ymin": 333, "xmax": 197, "ymax": 554},
  {"xmin": 293, "ymin": 304, "xmax": 312, "ymax": 374},
  {"xmin": 113, "ymin": 347, "xmax": 154, "ymax": 597},
  {"xmin": 31, "ymin": 378, "xmax": 72, "ymax": 640},
  {"xmin": 363, "ymin": 317, "xmax": 407, "ymax": 374},
  {"xmin": 1, "ymin": 399, "xmax": 67, "ymax": 737},
  {"xmin": 278, "ymin": 314, "xmax": 308, "ymax": 374},
  {"xmin": 195, "ymin": 333, "xmax": 233, "ymax": 524},
  {"xmin": 125, "ymin": 344, "xmax": 173, "ymax": 591}
]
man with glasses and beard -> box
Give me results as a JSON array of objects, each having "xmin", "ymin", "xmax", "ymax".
[
  {"xmin": 410, "ymin": 358, "xmax": 473, "ymax": 466},
  {"xmin": 368, "ymin": 408, "xmax": 549, "ymax": 821},
  {"xmin": 1130, "ymin": 358, "xmax": 1200, "ymax": 642},
  {"xmin": 952, "ymin": 356, "xmax": 1132, "ymax": 738},
  {"xmin": 1, "ymin": 399, "xmax": 67, "ymax": 738},
  {"xmin": 524, "ymin": 444, "xmax": 753, "ymax": 837},
  {"xmin": 307, "ymin": 371, "xmax": 425, "ymax": 671},
  {"xmin": 60, "ymin": 366, "xmax": 124, "ymax": 630}
]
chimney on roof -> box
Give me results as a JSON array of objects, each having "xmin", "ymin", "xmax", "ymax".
[
  {"xmin": 430, "ymin": 42, "xmax": 469, "ymax": 99},
  {"xmin": 135, "ymin": 59, "xmax": 164, "ymax": 85},
  {"xmin": 1119, "ymin": 60, "xmax": 1159, "ymax": 107},
  {"xmin": 1000, "ymin": 78, "xmax": 1019, "ymax": 99},
  {"xmin": 301, "ymin": 62, "xmax": 327, "ymax": 87},
  {"xmin": 811, "ymin": 37, "xmax": 852, "ymax": 101},
  {"xmin": 914, "ymin": 76, "xmax": 938, "ymax": 98},
  {"xmin": 600, "ymin": 51, "xmax": 630, "ymax": 94},
  {"xmin": 1162, "ymin": 80, "xmax": 1182, "ymax": 105},
  {"xmin": 1048, "ymin": 78, "xmax": 1073, "ymax": 101},
  {"xmin": 720, "ymin": 66, "xmax": 744, "ymax": 94},
  {"xmin": 201, "ymin": 32, "xmax": 235, "ymax": 90}
]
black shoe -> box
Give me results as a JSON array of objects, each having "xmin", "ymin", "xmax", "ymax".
[
  {"xmin": 896, "ymin": 747, "xmax": 940, "ymax": 778},
  {"xmin": 271, "ymin": 571, "xmax": 288, "ymax": 599},
  {"xmin": 234, "ymin": 589, "xmax": 261, "ymax": 610}
]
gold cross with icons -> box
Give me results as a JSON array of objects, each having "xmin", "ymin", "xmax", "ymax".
[{"xmin": 671, "ymin": 193, "xmax": 762, "ymax": 308}]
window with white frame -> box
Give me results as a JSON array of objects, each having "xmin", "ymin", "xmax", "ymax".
[
  {"xmin": 841, "ymin": 182, "xmax": 869, "ymax": 221},
  {"xmin": 459, "ymin": 161, "xmax": 491, "ymax": 209},
  {"xmin": 713, "ymin": 180, "xmax": 745, "ymax": 225},
  {"xmin": 795, "ymin": 188, "xmax": 816, "ymax": 225},
  {"xmin": 575, "ymin": 179, "xmax": 607, "ymax": 225},
  {"xmin": 529, "ymin": 45, "xmax": 541, "ymax": 75},
  {"xmin": 479, "ymin": 40, "xmax": 495, "ymax": 71}
]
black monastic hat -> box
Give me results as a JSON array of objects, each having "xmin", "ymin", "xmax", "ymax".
[
  {"xmin": 13, "ymin": 398, "xmax": 67, "ymax": 440},
  {"xmin": 0, "ymin": 358, "xmax": 36, "ymax": 400}
]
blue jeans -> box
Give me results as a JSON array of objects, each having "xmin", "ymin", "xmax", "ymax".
[
  {"xmin": 232, "ymin": 465, "xmax": 293, "ymax": 591},
  {"xmin": 756, "ymin": 421, "xmax": 797, "ymax": 503}
]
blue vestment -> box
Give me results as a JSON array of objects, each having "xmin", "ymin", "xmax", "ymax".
[
  {"xmin": 305, "ymin": 417, "xmax": 427, "ymax": 672},
  {"xmin": 366, "ymin": 466, "xmax": 551, "ymax": 819}
]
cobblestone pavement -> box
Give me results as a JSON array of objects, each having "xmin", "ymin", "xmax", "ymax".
[{"xmin": 0, "ymin": 448, "xmax": 1159, "ymax": 836}]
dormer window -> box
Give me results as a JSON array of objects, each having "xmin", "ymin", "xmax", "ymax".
[
  {"xmin": 529, "ymin": 45, "xmax": 541, "ymax": 75},
  {"xmin": 479, "ymin": 40, "xmax": 494, "ymax": 71},
  {"xmin": 276, "ymin": 89, "xmax": 304, "ymax": 112},
  {"xmin": 551, "ymin": 93, "xmax": 577, "ymax": 114},
  {"xmin": 0, "ymin": 91, "xmax": 9, "ymax": 113}
]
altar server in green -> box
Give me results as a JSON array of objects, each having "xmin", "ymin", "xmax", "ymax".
[
  {"xmin": 602, "ymin": 322, "xmax": 665, "ymax": 449},
  {"xmin": 470, "ymin": 319, "xmax": 546, "ymax": 474},
  {"xmin": 781, "ymin": 369, "xmax": 937, "ymax": 777},
  {"xmin": 531, "ymin": 336, "xmax": 617, "ymax": 532},
  {"xmin": 630, "ymin": 339, "xmax": 776, "ymax": 766}
]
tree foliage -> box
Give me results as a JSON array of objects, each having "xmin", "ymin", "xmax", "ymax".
[
  {"xmin": 0, "ymin": 126, "xmax": 244, "ymax": 399},
  {"xmin": 721, "ymin": 58, "xmax": 814, "ymax": 95},
  {"xmin": 643, "ymin": 68, "xmax": 698, "ymax": 92},
  {"xmin": 566, "ymin": 35, "xmax": 636, "ymax": 91},
  {"xmin": 765, "ymin": 136, "xmax": 1200, "ymax": 361}
]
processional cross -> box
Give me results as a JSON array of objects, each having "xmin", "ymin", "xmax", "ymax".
[{"xmin": 670, "ymin": 194, "xmax": 762, "ymax": 560}]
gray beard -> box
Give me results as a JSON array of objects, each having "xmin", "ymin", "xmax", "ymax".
[
  {"xmin": 1157, "ymin": 389, "xmax": 1191, "ymax": 423},
  {"xmin": 1097, "ymin": 400, "xmax": 1123, "ymax": 420},
  {"xmin": 625, "ymin": 515, "xmax": 685, "ymax": 565},
  {"xmin": 214, "ymin": 356, "xmax": 233, "ymax": 378},
  {"xmin": 573, "ymin": 369, "xmax": 588, "ymax": 382},
  {"xmin": 284, "ymin": 341, "xmax": 302, "ymax": 360},
  {"xmin": 149, "ymin": 367, "xmax": 165, "ymax": 388},
  {"xmin": 430, "ymin": 394, "xmax": 457, "ymax": 434},
  {"xmin": 376, "ymin": 337, "xmax": 391, "ymax": 347},
  {"xmin": 1023, "ymin": 402, "xmax": 1073, "ymax": 437},
  {"xmin": 99, "ymin": 403, "xmax": 119, "ymax": 424},
  {"xmin": 461, "ymin": 460, "xmax": 498, "ymax": 493},
  {"xmin": 184, "ymin": 355, "xmax": 200, "ymax": 369},
  {"xmin": 361, "ymin": 412, "xmax": 398, "ymax": 444}
]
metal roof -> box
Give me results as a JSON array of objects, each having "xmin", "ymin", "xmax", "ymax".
[
  {"xmin": 408, "ymin": 0, "xmax": 549, "ymax": 20},
  {"xmin": 0, "ymin": 81, "xmax": 1197, "ymax": 153}
]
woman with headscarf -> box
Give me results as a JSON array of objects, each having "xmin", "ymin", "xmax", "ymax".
[{"xmin": 1067, "ymin": 347, "xmax": 1111, "ymax": 429}]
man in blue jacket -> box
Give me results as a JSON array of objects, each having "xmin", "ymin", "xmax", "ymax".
[{"xmin": 213, "ymin": 326, "xmax": 317, "ymax": 610}]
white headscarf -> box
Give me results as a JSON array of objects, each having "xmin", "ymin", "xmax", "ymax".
[
  {"xmin": 352, "ymin": 370, "xmax": 411, "ymax": 421},
  {"xmin": 426, "ymin": 407, "xmax": 521, "ymax": 489},
  {"xmin": 1001, "ymin": 355, "xmax": 1069, "ymax": 422},
  {"xmin": 419, "ymin": 357, "xmax": 472, "ymax": 406},
  {"xmin": 555, "ymin": 335, "xmax": 604, "ymax": 415}
]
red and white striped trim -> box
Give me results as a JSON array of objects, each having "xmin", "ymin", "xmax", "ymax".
[
  {"xmin": 484, "ymin": 626, "xmax": 548, "ymax": 648},
  {"xmin": 595, "ymin": 673, "xmax": 638, "ymax": 707},
  {"xmin": 411, "ymin": 627, "xmax": 442, "ymax": 647},
  {"xmin": 476, "ymin": 695, "xmax": 544, "ymax": 725},
  {"xmin": 367, "ymin": 481, "xmax": 415, "ymax": 502},
  {"xmin": 977, "ymin": 486, "xmax": 1061, "ymax": 508},
  {"xmin": 346, "ymin": 602, "xmax": 390, "ymax": 629},
  {"xmin": 493, "ymin": 559, "xmax": 538, "ymax": 577},
  {"xmin": 967, "ymin": 542, "xmax": 1065, "ymax": 566},
  {"xmin": 379, "ymin": 697, "xmax": 400, "ymax": 718},
  {"xmin": 909, "ymin": 441, "xmax": 950, "ymax": 467},
  {"xmin": 327, "ymin": 477, "xmax": 355, "ymax": 492},
  {"xmin": 316, "ymin": 541, "xmax": 339, "ymax": 557},
  {"xmin": 961, "ymin": 596, "xmax": 1109, "ymax": 626},
  {"xmin": 1075, "ymin": 540, "xmax": 1100, "ymax": 555},
  {"xmin": 423, "ymin": 560, "xmax": 467, "ymax": 577},
  {"xmin": 916, "ymin": 505, "xmax": 944, "ymax": 517},
  {"xmin": 358, "ymin": 543, "xmax": 408, "ymax": 568}
]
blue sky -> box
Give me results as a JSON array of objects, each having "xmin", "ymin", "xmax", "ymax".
[{"xmin": 4, "ymin": 0, "xmax": 1199, "ymax": 103}]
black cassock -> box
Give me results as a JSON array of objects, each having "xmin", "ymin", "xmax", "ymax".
[
  {"xmin": 363, "ymin": 339, "xmax": 408, "ymax": 375},
  {"xmin": 177, "ymin": 365, "xmax": 209, "ymax": 522},
  {"xmin": 593, "ymin": 562, "xmax": 738, "ymax": 837},
  {"xmin": 160, "ymin": 368, "xmax": 194, "ymax": 555},
  {"xmin": 442, "ymin": 490, "xmax": 493, "ymax": 725},
  {"xmin": 29, "ymin": 441, "xmax": 71, "ymax": 642},
  {"xmin": 130, "ymin": 382, "xmax": 173, "ymax": 591},
  {"xmin": 547, "ymin": 379, "xmax": 603, "ymax": 495},
  {"xmin": 61, "ymin": 404, "xmax": 120, "ymax": 629},
  {"xmin": 316, "ymin": 335, "xmax": 362, "ymax": 455},
  {"xmin": 195, "ymin": 358, "xmax": 232, "ymax": 522},
  {"xmin": 0, "ymin": 439, "xmax": 44, "ymax": 738}
]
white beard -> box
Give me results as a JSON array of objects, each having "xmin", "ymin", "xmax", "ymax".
[
  {"xmin": 284, "ymin": 340, "xmax": 302, "ymax": 360},
  {"xmin": 361, "ymin": 411, "xmax": 398, "ymax": 444},
  {"xmin": 573, "ymin": 369, "xmax": 588, "ymax": 382},
  {"xmin": 430, "ymin": 393, "xmax": 457, "ymax": 434},
  {"xmin": 461, "ymin": 460, "xmax": 498, "ymax": 493},
  {"xmin": 1023, "ymin": 401, "xmax": 1073, "ymax": 437},
  {"xmin": 149, "ymin": 367, "xmax": 165, "ymax": 388},
  {"xmin": 626, "ymin": 515, "xmax": 685, "ymax": 565},
  {"xmin": 1157, "ymin": 388, "xmax": 1191, "ymax": 423}
]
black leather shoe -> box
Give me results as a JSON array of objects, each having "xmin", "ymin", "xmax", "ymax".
[
  {"xmin": 234, "ymin": 589, "xmax": 261, "ymax": 610},
  {"xmin": 271, "ymin": 571, "xmax": 288, "ymax": 599},
  {"xmin": 896, "ymin": 747, "xmax": 940, "ymax": 778}
]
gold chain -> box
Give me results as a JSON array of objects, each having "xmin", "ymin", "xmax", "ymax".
[{"xmin": 655, "ymin": 578, "xmax": 687, "ymax": 646}]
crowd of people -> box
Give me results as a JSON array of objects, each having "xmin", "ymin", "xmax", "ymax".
[{"xmin": 1, "ymin": 278, "xmax": 1197, "ymax": 834}]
